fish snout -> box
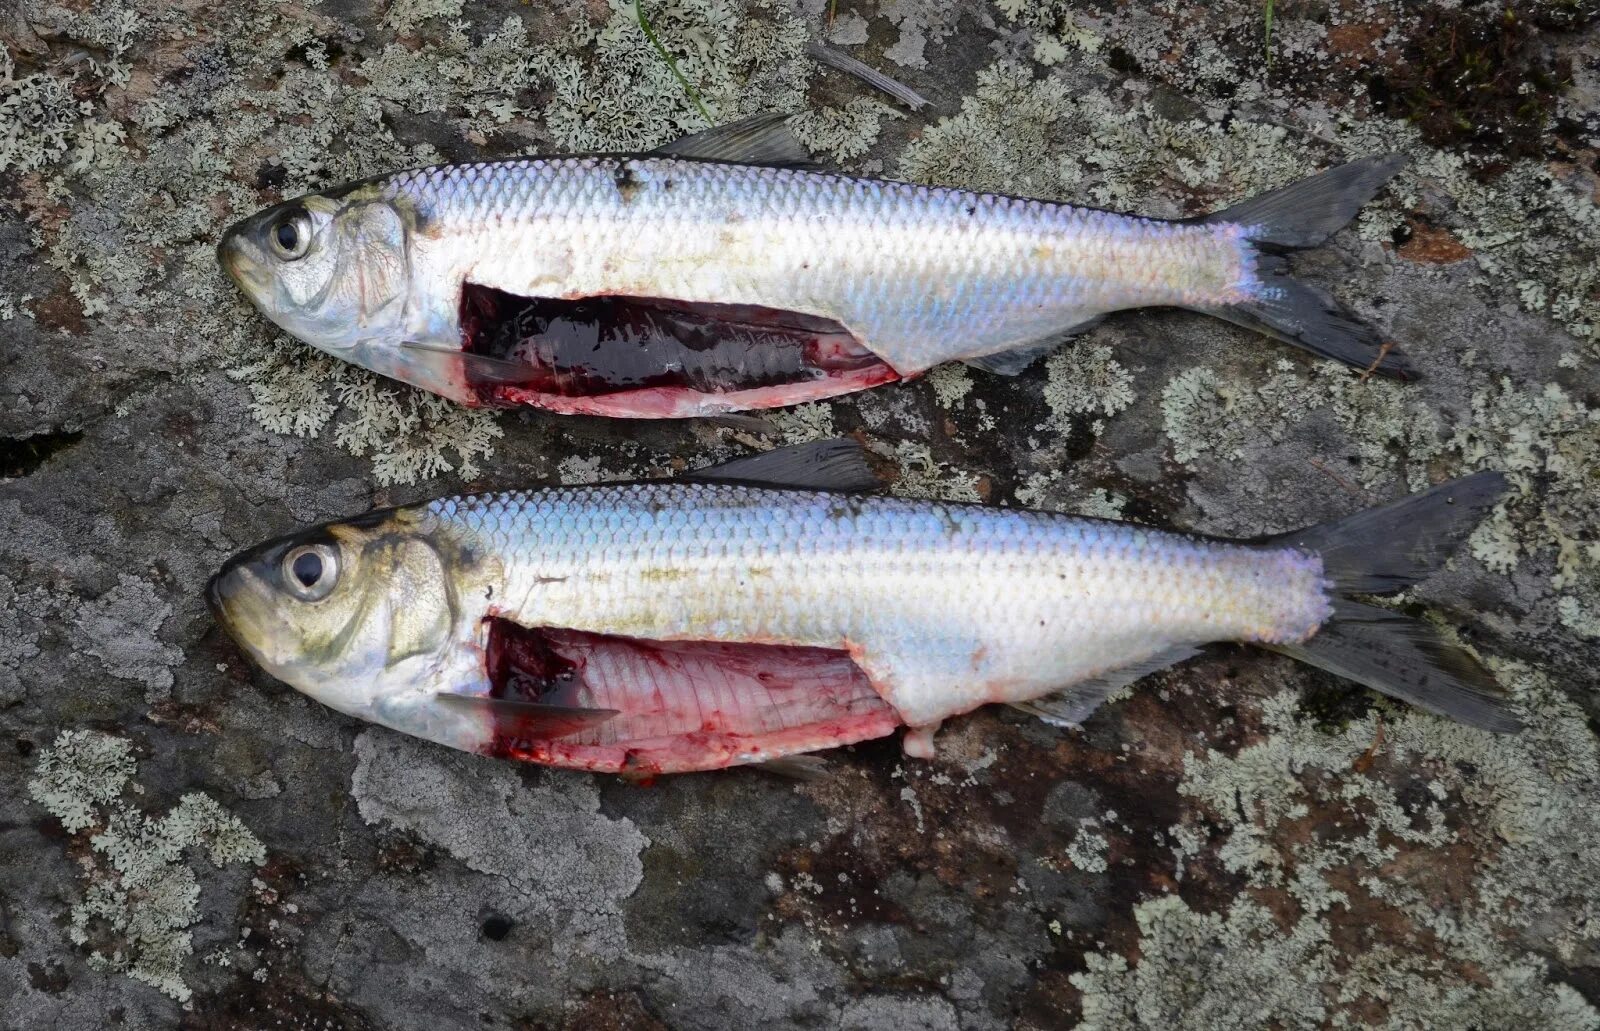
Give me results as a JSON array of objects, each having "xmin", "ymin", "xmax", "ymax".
[
  {"xmin": 217, "ymin": 232, "xmax": 271, "ymax": 297},
  {"xmin": 205, "ymin": 561, "xmax": 252, "ymax": 630}
]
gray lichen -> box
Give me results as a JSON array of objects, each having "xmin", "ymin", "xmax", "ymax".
[
  {"xmin": 70, "ymin": 574, "xmax": 184, "ymax": 703},
  {"xmin": 28, "ymin": 730, "xmax": 265, "ymax": 1002},
  {"xmin": 350, "ymin": 728, "xmax": 647, "ymax": 960}
]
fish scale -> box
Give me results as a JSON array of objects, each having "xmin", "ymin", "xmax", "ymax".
[{"xmin": 427, "ymin": 482, "xmax": 1329, "ymax": 726}]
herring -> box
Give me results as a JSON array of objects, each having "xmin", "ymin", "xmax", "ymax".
[
  {"xmin": 218, "ymin": 114, "xmax": 1412, "ymax": 419},
  {"xmin": 206, "ymin": 441, "xmax": 1519, "ymax": 779}
]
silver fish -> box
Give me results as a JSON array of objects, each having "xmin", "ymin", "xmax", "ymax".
[
  {"xmin": 207, "ymin": 441, "xmax": 1517, "ymax": 777},
  {"xmin": 217, "ymin": 115, "xmax": 1411, "ymax": 418}
]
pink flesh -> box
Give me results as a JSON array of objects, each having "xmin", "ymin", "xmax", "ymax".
[
  {"xmin": 459, "ymin": 286, "xmax": 902, "ymax": 416},
  {"xmin": 478, "ymin": 619, "xmax": 902, "ymax": 775}
]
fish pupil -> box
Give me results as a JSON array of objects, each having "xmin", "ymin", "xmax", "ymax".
[
  {"xmin": 292, "ymin": 551, "xmax": 322, "ymax": 587},
  {"xmin": 275, "ymin": 221, "xmax": 298, "ymax": 251}
]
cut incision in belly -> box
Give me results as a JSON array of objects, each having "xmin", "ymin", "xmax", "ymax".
[
  {"xmin": 470, "ymin": 618, "xmax": 901, "ymax": 776},
  {"xmin": 456, "ymin": 284, "xmax": 901, "ymax": 416}
]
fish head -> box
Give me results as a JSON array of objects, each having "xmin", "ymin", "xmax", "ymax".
[
  {"xmin": 218, "ymin": 186, "xmax": 413, "ymax": 357},
  {"xmin": 207, "ymin": 507, "xmax": 488, "ymax": 748}
]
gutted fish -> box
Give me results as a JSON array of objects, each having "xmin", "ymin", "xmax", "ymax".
[
  {"xmin": 207, "ymin": 441, "xmax": 1518, "ymax": 777},
  {"xmin": 218, "ymin": 115, "xmax": 1411, "ymax": 418}
]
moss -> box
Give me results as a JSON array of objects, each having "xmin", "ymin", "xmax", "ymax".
[
  {"xmin": 29, "ymin": 730, "xmax": 265, "ymax": 1001},
  {"xmin": 1373, "ymin": 5, "xmax": 1570, "ymax": 163}
]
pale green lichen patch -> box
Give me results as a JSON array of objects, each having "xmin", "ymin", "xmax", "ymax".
[
  {"xmin": 1159, "ymin": 354, "xmax": 1598, "ymax": 628},
  {"xmin": 880, "ymin": 440, "xmax": 985, "ymax": 502},
  {"xmin": 1339, "ymin": 118, "xmax": 1600, "ymax": 348},
  {"xmin": 28, "ymin": 730, "xmax": 265, "ymax": 1002},
  {"xmin": 1065, "ymin": 824, "xmax": 1109, "ymax": 874},
  {"xmin": 1040, "ymin": 343, "xmax": 1135, "ymax": 436},
  {"xmin": 1075, "ymin": 662, "xmax": 1600, "ymax": 1025}
]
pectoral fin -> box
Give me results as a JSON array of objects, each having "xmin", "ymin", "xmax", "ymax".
[
  {"xmin": 436, "ymin": 694, "xmax": 620, "ymax": 738},
  {"xmin": 683, "ymin": 438, "xmax": 884, "ymax": 493},
  {"xmin": 960, "ymin": 318, "xmax": 1105, "ymax": 376}
]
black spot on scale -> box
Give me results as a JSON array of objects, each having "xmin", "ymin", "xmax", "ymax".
[
  {"xmin": 612, "ymin": 163, "xmax": 641, "ymax": 202},
  {"xmin": 480, "ymin": 913, "xmax": 514, "ymax": 941}
]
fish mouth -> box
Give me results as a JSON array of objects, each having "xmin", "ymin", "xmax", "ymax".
[
  {"xmin": 452, "ymin": 285, "xmax": 901, "ymax": 416},
  {"xmin": 204, "ymin": 560, "xmax": 290, "ymax": 671},
  {"xmin": 217, "ymin": 233, "xmax": 273, "ymax": 301}
]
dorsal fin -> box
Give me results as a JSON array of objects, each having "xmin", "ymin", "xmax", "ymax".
[
  {"xmin": 651, "ymin": 113, "xmax": 816, "ymax": 168},
  {"xmin": 683, "ymin": 439, "xmax": 884, "ymax": 493}
]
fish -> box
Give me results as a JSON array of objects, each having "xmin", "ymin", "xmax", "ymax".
[
  {"xmin": 206, "ymin": 440, "xmax": 1519, "ymax": 778},
  {"xmin": 217, "ymin": 114, "xmax": 1412, "ymax": 419}
]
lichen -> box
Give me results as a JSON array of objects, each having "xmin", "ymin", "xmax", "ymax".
[
  {"xmin": 1040, "ymin": 342, "xmax": 1135, "ymax": 436},
  {"xmin": 71, "ymin": 573, "xmax": 185, "ymax": 703},
  {"xmin": 880, "ymin": 440, "xmax": 984, "ymax": 502},
  {"xmin": 28, "ymin": 730, "xmax": 265, "ymax": 1002},
  {"xmin": 1065, "ymin": 824, "xmax": 1109, "ymax": 873},
  {"xmin": 350, "ymin": 729, "xmax": 646, "ymax": 959},
  {"xmin": 1075, "ymin": 662, "xmax": 1600, "ymax": 1025},
  {"xmin": 790, "ymin": 97, "xmax": 897, "ymax": 163},
  {"xmin": 0, "ymin": 574, "xmax": 48, "ymax": 705}
]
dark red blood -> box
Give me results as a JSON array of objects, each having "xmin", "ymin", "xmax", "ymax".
[
  {"xmin": 479, "ymin": 618, "xmax": 901, "ymax": 775},
  {"xmin": 458, "ymin": 285, "xmax": 901, "ymax": 415}
]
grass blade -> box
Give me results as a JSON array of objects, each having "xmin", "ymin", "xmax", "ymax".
[
  {"xmin": 1264, "ymin": 0, "xmax": 1276, "ymax": 72},
  {"xmin": 635, "ymin": 0, "xmax": 713, "ymax": 124}
]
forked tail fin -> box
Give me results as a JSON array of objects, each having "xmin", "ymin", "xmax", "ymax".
[
  {"xmin": 1264, "ymin": 472, "xmax": 1521, "ymax": 732},
  {"xmin": 1194, "ymin": 155, "xmax": 1415, "ymax": 380}
]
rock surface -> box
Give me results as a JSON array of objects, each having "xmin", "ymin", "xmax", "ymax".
[{"xmin": 2, "ymin": 1, "xmax": 1598, "ymax": 1027}]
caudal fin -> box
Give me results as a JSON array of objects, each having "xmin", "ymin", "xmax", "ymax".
[
  {"xmin": 1265, "ymin": 472, "xmax": 1521, "ymax": 732},
  {"xmin": 1196, "ymin": 155, "xmax": 1414, "ymax": 381}
]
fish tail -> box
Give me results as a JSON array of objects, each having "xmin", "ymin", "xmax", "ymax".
[
  {"xmin": 1195, "ymin": 154, "xmax": 1415, "ymax": 380},
  {"xmin": 1262, "ymin": 471, "xmax": 1521, "ymax": 732}
]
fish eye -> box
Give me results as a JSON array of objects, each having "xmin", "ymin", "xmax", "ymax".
[
  {"xmin": 269, "ymin": 211, "xmax": 311, "ymax": 260},
  {"xmin": 282, "ymin": 543, "xmax": 339, "ymax": 602}
]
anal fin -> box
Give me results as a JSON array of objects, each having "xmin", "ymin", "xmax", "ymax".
[
  {"xmin": 1009, "ymin": 646, "xmax": 1201, "ymax": 727},
  {"xmin": 961, "ymin": 318, "xmax": 1105, "ymax": 376},
  {"xmin": 755, "ymin": 754, "xmax": 831, "ymax": 781}
]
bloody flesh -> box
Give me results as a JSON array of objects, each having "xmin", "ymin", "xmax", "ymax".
[
  {"xmin": 458, "ymin": 284, "xmax": 900, "ymax": 415},
  {"xmin": 479, "ymin": 617, "xmax": 900, "ymax": 774}
]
